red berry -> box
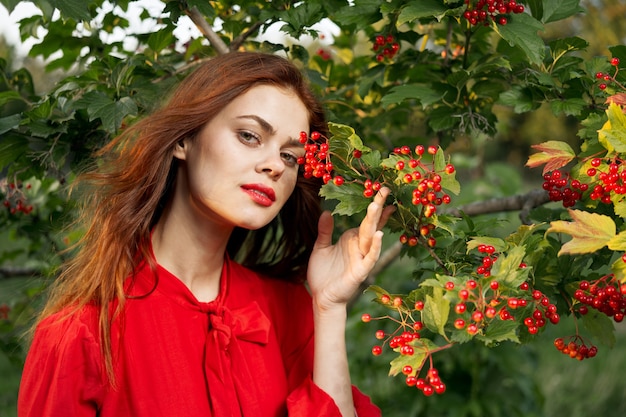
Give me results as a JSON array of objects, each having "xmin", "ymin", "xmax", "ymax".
[
  {"xmin": 361, "ymin": 313, "xmax": 371, "ymax": 322},
  {"xmin": 372, "ymin": 345, "xmax": 383, "ymax": 355},
  {"xmin": 310, "ymin": 131, "xmax": 321, "ymax": 141},
  {"xmin": 611, "ymin": 57, "xmax": 620, "ymax": 66}
]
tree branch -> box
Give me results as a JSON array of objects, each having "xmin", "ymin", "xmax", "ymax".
[
  {"xmin": 184, "ymin": 6, "xmax": 229, "ymax": 55},
  {"xmin": 442, "ymin": 189, "xmax": 550, "ymax": 225},
  {"xmin": 0, "ymin": 266, "xmax": 44, "ymax": 279},
  {"xmin": 231, "ymin": 21, "xmax": 264, "ymax": 51}
]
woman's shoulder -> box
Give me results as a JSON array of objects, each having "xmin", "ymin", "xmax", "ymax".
[{"xmin": 33, "ymin": 304, "xmax": 102, "ymax": 348}]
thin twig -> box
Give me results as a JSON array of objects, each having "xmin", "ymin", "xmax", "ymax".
[{"xmin": 231, "ymin": 21, "xmax": 264, "ymax": 51}]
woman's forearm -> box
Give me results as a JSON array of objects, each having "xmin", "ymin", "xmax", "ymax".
[{"xmin": 312, "ymin": 303, "xmax": 355, "ymax": 417}]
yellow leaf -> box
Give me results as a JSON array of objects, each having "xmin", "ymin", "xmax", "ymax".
[
  {"xmin": 607, "ymin": 230, "xmax": 626, "ymax": 251},
  {"xmin": 598, "ymin": 103, "xmax": 626, "ymax": 153},
  {"xmin": 611, "ymin": 257, "xmax": 626, "ymax": 284},
  {"xmin": 546, "ymin": 209, "xmax": 616, "ymax": 255}
]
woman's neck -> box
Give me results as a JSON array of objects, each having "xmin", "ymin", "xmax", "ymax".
[{"xmin": 151, "ymin": 206, "xmax": 232, "ymax": 302}]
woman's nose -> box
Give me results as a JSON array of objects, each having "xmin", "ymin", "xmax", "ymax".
[{"xmin": 256, "ymin": 150, "xmax": 285, "ymax": 179}]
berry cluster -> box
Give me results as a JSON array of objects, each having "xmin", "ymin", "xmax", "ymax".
[
  {"xmin": 596, "ymin": 57, "xmax": 621, "ymax": 91},
  {"xmin": 1, "ymin": 181, "xmax": 34, "ymax": 215},
  {"xmin": 447, "ymin": 274, "xmax": 560, "ymax": 336},
  {"xmin": 475, "ymin": 244, "xmax": 497, "ymax": 277},
  {"xmin": 554, "ymin": 336, "xmax": 598, "ymax": 361},
  {"xmin": 409, "ymin": 367, "xmax": 446, "ymax": 396},
  {"xmin": 574, "ymin": 275, "xmax": 626, "ymax": 323},
  {"xmin": 542, "ymin": 170, "xmax": 586, "ymax": 207},
  {"xmin": 462, "ymin": 0, "xmax": 525, "ymax": 27},
  {"xmin": 372, "ymin": 34, "xmax": 400, "ymax": 62},
  {"xmin": 585, "ymin": 158, "xmax": 626, "ymax": 204},
  {"xmin": 298, "ymin": 131, "xmax": 342, "ymax": 185},
  {"xmin": 363, "ymin": 294, "xmax": 451, "ymax": 396},
  {"xmin": 394, "ymin": 145, "xmax": 455, "ymax": 248}
]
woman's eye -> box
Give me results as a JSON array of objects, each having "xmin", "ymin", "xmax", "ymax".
[
  {"xmin": 281, "ymin": 152, "xmax": 298, "ymax": 166},
  {"xmin": 238, "ymin": 131, "xmax": 260, "ymax": 144}
]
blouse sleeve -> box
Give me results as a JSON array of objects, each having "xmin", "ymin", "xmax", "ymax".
[
  {"xmin": 277, "ymin": 283, "xmax": 381, "ymax": 417},
  {"xmin": 18, "ymin": 309, "xmax": 106, "ymax": 417}
]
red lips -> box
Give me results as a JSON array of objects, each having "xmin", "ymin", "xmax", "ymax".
[{"xmin": 241, "ymin": 184, "xmax": 276, "ymax": 207}]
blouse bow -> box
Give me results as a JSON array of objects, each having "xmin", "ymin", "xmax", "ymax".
[{"xmin": 204, "ymin": 301, "xmax": 271, "ymax": 416}]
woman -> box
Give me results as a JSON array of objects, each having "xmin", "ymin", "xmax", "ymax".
[{"xmin": 18, "ymin": 51, "xmax": 393, "ymax": 417}]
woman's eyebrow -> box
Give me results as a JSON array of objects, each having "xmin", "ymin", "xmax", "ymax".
[
  {"xmin": 237, "ymin": 114, "xmax": 304, "ymax": 148},
  {"xmin": 237, "ymin": 115, "xmax": 276, "ymax": 135}
]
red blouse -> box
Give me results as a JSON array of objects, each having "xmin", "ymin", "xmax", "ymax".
[{"xmin": 18, "ymin": 257, "xmax": 381, "ymax": 416}]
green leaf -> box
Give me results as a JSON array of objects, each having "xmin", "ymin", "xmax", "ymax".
[
  {"xmin": 477, "ymin": 319, "xmax": 520, "ymax": 344},
  {"xmin": 549, "ymin": 98, "xmax": 586, "ymax": 117},
  {"xmin": 498, "ymin": 88, "xmax": 536, "ymax": 113},
  {"xmin": 397, "ymin": 0, "xmax": 451, "ymax": 24},
  {"xmin": 581, "ymin": 310, "xmax": 616, "ymax": 348},
  {"xmin": 491, "ymin": 245, "xmax": 529, "ymax": 289},
  {"xmin": 320, "ymin": 182, "xmax": 371, "ymax": 216},
  {"xmin": 428, "ymin": 106, "xmax": 458, "ymax": 131},
  {"xmin": 492, "ymin": 12, "xmax": 545, "ymax": 66},
  {"xmin": 541, "ymin": 0, "xmax": 585, "ymax": 24},
  {"xmin": 0, "ymin": 90, "xmax": 26, "ymax": 107},
  {"xmin": 421, "ymin": 287, "xmax": 449, "ymax": 337},
  {"xmin": 381, "ymin": 84, "xmax": 443, "ymax": 109},
  {"xmin": 466, "ymin": 237, "xmax": 507, "ymax": 254},
  {"xmin": 0, "ymin": 114, "xmax": 22, "ymax": 135},
  {"xmin": 333, "ymin": 0, "xmax": 382, "ymax": 27},
  {"xmin": 434, "ymin": 147, "xmax": 460, "ymax": 195},
  {"xmin": 75, "ymin": 92, "xmax": 138, "ymax": 133},
  {"xmin": 147, "ymin": 28, "xmax": 175, "ymax": 53},
  {"xmin": 388, "ymin": 338, "xmax": 440, "ymax": 377},
  {"xmin": 0, "ymin": 135, "xmax": 28, "ymax": 167},
  {"xmin": 49, "ymin": 0, "xmax": 92, "ymax": 21}
]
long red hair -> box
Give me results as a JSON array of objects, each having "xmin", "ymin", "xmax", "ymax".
[{"xmin": 35, "ymin": 52, "xmax": 327, "ymax": 383}]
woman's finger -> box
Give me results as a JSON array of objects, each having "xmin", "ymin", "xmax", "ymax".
[
  {"xmin": 315, "ymin": 210, "xmax": 334, "ymax": 249},
  {"xmin": 358, "ymin": 188, "xmax": 390, "ymax": 255}
]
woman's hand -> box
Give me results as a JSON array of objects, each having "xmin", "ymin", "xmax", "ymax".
[{"xmin": 307, "ymin": 187, "xmax": 395, "ymax": 312}]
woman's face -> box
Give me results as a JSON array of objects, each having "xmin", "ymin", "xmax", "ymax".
[{"xmin": 173, "ymin": 84, "xmax": 310, "ymax": 231}]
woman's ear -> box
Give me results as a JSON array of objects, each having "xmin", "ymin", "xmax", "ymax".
[{"xmin": 173, "ymin": 139, "xmax": 187, "ymax": 160}]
